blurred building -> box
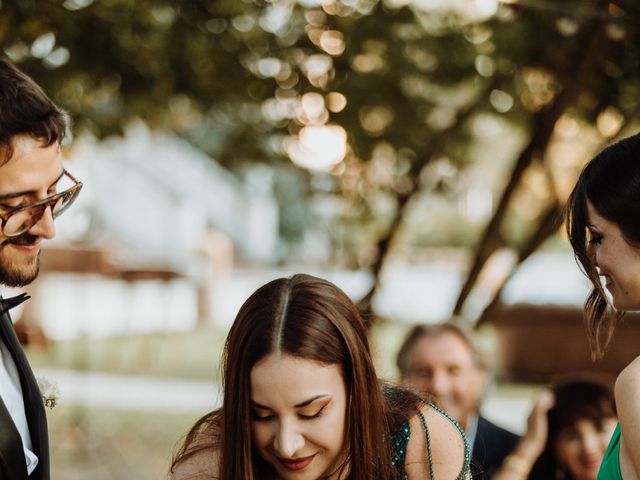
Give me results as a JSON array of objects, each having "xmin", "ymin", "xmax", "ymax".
[
  {"xmin": 63, "ymin": 121, "xmax": 279, "ymax": 266},
  {"xmin": 16, "ymin": 122, "xmax": 279, "ymax": 340}
]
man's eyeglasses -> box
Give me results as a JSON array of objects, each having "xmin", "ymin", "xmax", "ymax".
[{"xmin": 0, "ymin": 170, "xmax": 83, "ymax": 238}]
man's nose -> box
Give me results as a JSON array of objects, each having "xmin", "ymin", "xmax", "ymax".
[
  {"xmin": 430, "ymin": 371, "xmax": 451, "ymax": 396},
  {"xmin": 28, "ymin": 206, "xmax": 56, "ymax": 239},
  {"xmin": 273, "ymin": 420, "xmax": 305, "ymax": 458}
]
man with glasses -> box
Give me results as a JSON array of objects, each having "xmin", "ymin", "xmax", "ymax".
[{"xmin": 0, "ymin": 58, "xmax": 82, "ymax": 480}]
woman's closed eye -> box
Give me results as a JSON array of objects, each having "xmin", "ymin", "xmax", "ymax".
[
  {"xmin": 250, "ymin": 404, "xmax": 328, "ymax": 421},
  {"xmin": 587, "ymin": 227, "xmax": 603, "ymax": 246},
  {"xmin": 595, "ymin": 418, "xmax": 615, "ymax": 433},
  {"xmin": 558, "ymin": 428, "xmax": 580, "ymax": 442},
  {"xmin": 251, "ymin": 409, "xmax": 275, "ymax": 421},
  {"xmin": 588, "ymin": 235, "xmax": 602, "ymax": 245},
  {"xmin": 298, "ymin": 404, "xmax": 327, "ymax": 420}
]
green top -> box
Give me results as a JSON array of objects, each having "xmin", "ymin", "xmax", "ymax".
[
  {"xmin": 597, "ymin": 423, "xmax": 623, "ymax": 480},
  {"xmin": 391, "ymin": 403, "xmax": 470, "ymax": 479}
]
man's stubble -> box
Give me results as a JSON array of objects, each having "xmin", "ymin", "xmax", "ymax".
[{"xmin": 0, "ymin": 244, "xmax": 40, "ymax": 287}]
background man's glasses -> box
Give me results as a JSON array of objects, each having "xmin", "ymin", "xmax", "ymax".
[{"xmin": 0, "ymin": 170, "xmax": 83, "ymax": 238}]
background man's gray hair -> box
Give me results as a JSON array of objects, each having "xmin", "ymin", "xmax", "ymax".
[{"xmin": 396, "ymin": 321, "xmax": 488, "ymax": 376}]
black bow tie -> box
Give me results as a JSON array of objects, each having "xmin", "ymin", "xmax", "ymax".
[{"xmin": 0, "ymin": 292, "xmax": 31, "ymax": 316}]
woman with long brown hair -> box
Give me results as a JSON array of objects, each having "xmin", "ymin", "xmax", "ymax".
[
  {"xmin": 565, "ymin": 132, "xmax": 640, "ymax": 479},
  {"xmin": 170, "ymin": 273, "xmax": 470, "ymax": 479}
]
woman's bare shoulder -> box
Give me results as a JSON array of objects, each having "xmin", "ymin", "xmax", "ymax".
[
  {"xmin": 404, "ymin": 403, "xmax": 468, "ymax": 480},
  {"xmin": 616, "ymin": 356, "xmax": 640, "ymax": 414},
  {"xmin": 618, "ymin": 356, "xmax": 640, "ymax": 389},
  {"xmin": 616, "ymin": 356, "xmax": 640, "ymax": 478}
]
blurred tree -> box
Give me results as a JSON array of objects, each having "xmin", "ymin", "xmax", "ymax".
[{"xmin": 2, "ymin": 0, "xmax": 639, "ymax": 324}]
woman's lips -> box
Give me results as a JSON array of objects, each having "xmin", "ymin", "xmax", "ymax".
[
  {"xmin": 581, "ymin": 457, "xmax": 601, "ymax": 471},
  {"xmin": 278, "ymin": 453, "xmax": 316, "ymax": 471}
]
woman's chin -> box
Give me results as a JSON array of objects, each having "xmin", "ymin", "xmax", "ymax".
[
  {"xmin": 611, "ymin": 297, "xmax": 640, "ymax": 312},
  {"xmin": 580, "ymin": 454, "xmax": 605, "ymax": 476}
]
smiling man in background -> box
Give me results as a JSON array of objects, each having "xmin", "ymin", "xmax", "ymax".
[
  {"xmin": 0, "ymin": 58, "xmax": 82, "ymax": 480},
  {"xmin": 397, "ymin": 322, "xmax": 519, "ymax": 479}
]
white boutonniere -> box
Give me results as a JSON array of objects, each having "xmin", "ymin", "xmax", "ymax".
[{"xmin": 37, "ymin": 377, "xmax": 60, "ymax": 410}]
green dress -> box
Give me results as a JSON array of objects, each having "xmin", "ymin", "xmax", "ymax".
[
  {"xmin": 597, "ymin": 423, "xmax": 623, "ymax": 480},
  {"xmin": 391, "ymin": 403, "xmax": 471, "ymax": 479}
]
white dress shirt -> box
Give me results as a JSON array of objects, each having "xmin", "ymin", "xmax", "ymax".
[
  {"xmin": 465, "ymin": 413, "xmax": 479, "ymax": 454},
  {"xmin": 0, "ymin": 339, "xmax": 38, "ymax": 475}
]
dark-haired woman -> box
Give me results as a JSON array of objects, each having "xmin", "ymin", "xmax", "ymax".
[
  {"xmin": 170, "ymin": 273, "xmax": 470, "ymax": 479},
  {"xmin": 565, "ymin": 132, "xmax": 640, "ymax": 479},
  {"xmin": 493, "ymin": 379, "xmax": 617, "ymax": 480}
]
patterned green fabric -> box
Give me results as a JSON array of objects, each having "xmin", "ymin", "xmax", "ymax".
[
  {"xmin": 597, "ymin": 423, "xmax": 623, "ymax": 480},
  {"xmin": 391, "ymin": 421, "xmax": 412, "ymax": 475},
  {"xmin": 391, "ymin": 403, "xmax": 471, "ymax": 479}
]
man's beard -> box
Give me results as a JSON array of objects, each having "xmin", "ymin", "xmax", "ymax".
[{"xmin": 0, "ymin": 235, "xmax": 41, "ymax": 287}]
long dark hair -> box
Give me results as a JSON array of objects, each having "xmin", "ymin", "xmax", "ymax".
[
  {"xmin": 565, "ymin": 132, "xmax": 640, "ymax": 357},
  {"xmin": 529, "ymin": 378, "xmax": 616, "ymax": 480},
  {"xmin": 171, "ymin": 273, "xmax": 415, "ymax": 479}
]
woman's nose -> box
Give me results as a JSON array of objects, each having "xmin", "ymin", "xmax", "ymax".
[{"xmin": 273, "ymin": 421, "xmax": 305, "ymax": 458}]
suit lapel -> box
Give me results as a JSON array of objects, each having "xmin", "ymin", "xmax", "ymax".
[
  {"xmin": 0, "ymin": 294, "xmax": 49, "ymax": 480},
  {"xmin": 0, "ymin": 395, "xmax": 28, "ymax": 479}
]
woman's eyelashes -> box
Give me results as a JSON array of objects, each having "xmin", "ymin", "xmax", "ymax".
[
  {"xmin": 299, "ymin": 405, "xmax": 327, "ymax": 419},
  {"xmin": 588, "ymin": 235, "xmax": 602, "ymax": 245},
  {"xmin": 587, "ymin": 229, "xmax": 603, "ymax": 245},
  {"xmin": 251, "ymin": 412, "xmax": 274, "ymax": 421},
  {"xmin": 250, "ymin": 404, "xmax": 328, "ymax": 421}
]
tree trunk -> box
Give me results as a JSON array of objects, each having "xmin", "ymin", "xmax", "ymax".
[
  {"xmin": 357, "ymin": 80, "xmax": 499, "ymax": 320},
  {"xmin": 454, "ymin": 9, "xmax": 608, "ymax": 318}
]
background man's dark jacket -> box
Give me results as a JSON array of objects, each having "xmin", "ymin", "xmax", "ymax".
[{"xmin": 471, "ymin": 415, "xmax": 519, "ymax": 479}]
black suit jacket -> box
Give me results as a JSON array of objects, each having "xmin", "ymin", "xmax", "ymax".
[
  {"xmin": 0, "ymin": 294, "xmax": 49, "ymax": 480},
  {"xmin": 471, "ymin": 415, "xmax": 519, "ymax": 480}
]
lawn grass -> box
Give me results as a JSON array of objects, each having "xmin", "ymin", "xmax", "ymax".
[
  {"xmin": 25, "ymin": 319, "xmax": 415, "ymax": 381},
  {"xmin": 27, "ymin": 326, "xmax": 228, "ymax": 380},
  {"xmin": 47, "ymin": 404, "xmax": 201, "ymax": 480}
]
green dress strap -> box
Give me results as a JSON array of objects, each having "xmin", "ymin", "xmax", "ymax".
[
  {"xmin": 597, "ymin": 423, "xmax": 623, "ymax": 480},
  {"xmin": 391, "ymin": 403, "xmax": 471, "ymax": 479}
]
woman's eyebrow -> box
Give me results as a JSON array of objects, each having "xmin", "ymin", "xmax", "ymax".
[
  {"xmin": 294, "ymin": 395, "xmax": 329, "ymax": 408},
  {"xmin": 250, "ymin": 400, "xmax": 272, "ymax": 410},
  {"xmin": 250, "ymin": 395, "xmax": 329, "ymax": 410}
]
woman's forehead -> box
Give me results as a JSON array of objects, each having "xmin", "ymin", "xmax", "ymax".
[{"xmin": 250, "ymin": 353, "xmax": 344, "ymax": 404}]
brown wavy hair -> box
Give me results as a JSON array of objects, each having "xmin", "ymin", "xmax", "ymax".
[
  {"xmin": 171, "ymin": 273, "xmax": 418, "ymax": 479},
  {"xmin": 0, "ymin": 58, "xmax": 66, "ymax": 165},
  {"xmin": 565, "ymin": 132, "xmax": 640, "ymax": 358}
]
